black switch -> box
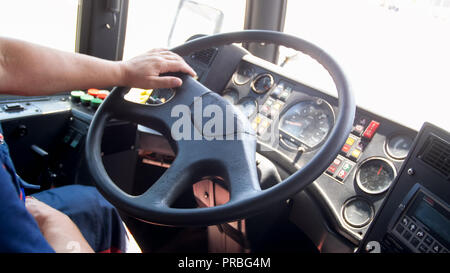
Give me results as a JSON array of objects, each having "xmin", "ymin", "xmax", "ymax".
[{"xmin": 4, "ymin": 103, "xmax": 24, "ymax": 112}]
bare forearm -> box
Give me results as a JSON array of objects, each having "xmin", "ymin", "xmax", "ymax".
[{"xmin": 0, "ymin": 37, "xmax": 124, "ymax": 96}]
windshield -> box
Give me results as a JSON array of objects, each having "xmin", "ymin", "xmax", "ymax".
[
  {"xmin": 281, "ymin": 0, "xmax": 450, "ymax": 132},
  {"xmin": 123, "ymin": 0, "xmax": 245, "ymax": 60}
]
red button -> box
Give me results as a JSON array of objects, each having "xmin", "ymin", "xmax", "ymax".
[
  {"xmin": 97, "ymin": 90, "xmax": 110, "ymax": 100},
  {"xmin": 333, "ymin": 158, "xmax": 342, "ymax": 165},
  {"xmin": 363, "ymin": 120, "xmax": 380, "ymax": 140},
  {"xmin": 327, "ymin": 165, "xmax": 337, "ymax": 175},
  {"xmin": 336, "ymin": 169, "xmax": 348, "ymax": 181},
  {"xmin": 87, "ymin": 88, "xmax": 100, "ymax": 97},
  {"xmin": 341, "ymin": 144, "xmax": 351, "ymax": 154}
]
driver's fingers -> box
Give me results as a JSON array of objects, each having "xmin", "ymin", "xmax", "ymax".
[
  {"xmin": 161, "ymin": 59, "xmax": 197, "ymax": 78},
  {"xmin": 147, "ymin": 75, "xmax": 183, "ymax": 89},
  {"xmin": 148, "ymin": 48, "xmax": 169, "ymax": 53}
]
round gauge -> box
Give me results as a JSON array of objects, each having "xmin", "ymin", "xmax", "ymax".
[
  {"xmin": 356, "ymin": 158, "xmax": 397, "ymax": 195},
  {"xmin": 279, "ymin": 99, "xmax": 335, "ymax": 149},
  {"xmin": 251, "ymin": 74, "xmax": 274, "ymax": 94},
  {"xmin": 222, "ymin": 89, "xmax": 239, "ymax": 105},
  {"xmin": 146, "ymin": 88, "xmax": 176, "ymax": 105},
  {"xmin": 233, "ymin": 62, "xmax": 255, "ymax": 85},
  {"xmin": 342, "ymin": 197, "xmax": 374, "ymax": 228},
  {"xmin": 236, "ymin": 97, "xmax": 257, "ymax": 118},
  {"xmin": 386, "ymin": 134, "xmax": 414, "ymax": 160}
]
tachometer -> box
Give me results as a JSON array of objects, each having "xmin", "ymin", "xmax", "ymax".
[
  {"xmin": 356, "ymin": 157, "xmax": 397, "ymax": 195},
  {"xmin": 279, "ymin": 99, "xmax": 335, "ymax": 149}
]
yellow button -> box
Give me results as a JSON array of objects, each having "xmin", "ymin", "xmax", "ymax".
[
  {"xmin": 273, "ymin": 103, "xmax": 282, "ymax": 110},
  {"xmin": 346, "ymin": 137, "xmax": 356, "ymax": 146},
  {"xmin": 255, "ymin": 115, "xmax": 262, "ymax": 124},
  {"xmin": 261, "ymin": 119, "xmax": 270, "ymax": 128},
  {"xmin": 351, "ymin": 149, "xmax": 361, "ymax": 159}
]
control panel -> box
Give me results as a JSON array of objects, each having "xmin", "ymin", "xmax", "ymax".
[
  {"xmin": 325, "ymin": 117, "xmax": 380, "ymax": 183},
  {"xmin": 388, "ymin": 185, "xmax": 449, "ymax": 253},
  {"xmin": 360, "ymin": 122, "xmax": 450, "ymax": 253}
]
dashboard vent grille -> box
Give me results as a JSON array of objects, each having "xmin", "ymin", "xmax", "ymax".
[
  {"xmin": 420, "ymin": 135, "xmax": 450, "ymax": 178},
  {"xmin": 190, "ymin": 48, "xmax": 218, "ymax": 66}
]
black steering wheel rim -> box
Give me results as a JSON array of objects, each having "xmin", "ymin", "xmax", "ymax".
[{"xmin": 85, "ymin": 30, "xmax": 355, "ymax": 226}]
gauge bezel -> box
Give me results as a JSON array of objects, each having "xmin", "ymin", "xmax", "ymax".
[
  {"xmin": 251, "ymin": 73, "xmax": 274, "ymax": 94},
  {"xmin": 232, "ymin": 63, "xmax": 255, "ymax": 85},
  {"xmin": 341, "ymin": 197, "xmax": 375, "ymax": 228},
  {"xmin": 355, "ymin": 157, "xmax": 397, "ymax": 195},
  {"xmin": 384, "ymin": 133, "xmax": 414, "ymax": 161},
  {"xmin": 278, "ymin": 98, "xmax": 336, "ymax": 151}
]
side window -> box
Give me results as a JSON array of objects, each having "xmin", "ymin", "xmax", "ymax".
[
  {"xmin": 0, "ymin": 0, "xmax": 79, "ymax": 52},
  {"xmin": 123, "ymin": 0, "xmax": 246, "ymax": 61}
]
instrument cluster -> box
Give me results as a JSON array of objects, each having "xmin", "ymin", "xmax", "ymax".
[{"xmin": 221, "ymin": 57, "xmax": 418, "ymax": 243}]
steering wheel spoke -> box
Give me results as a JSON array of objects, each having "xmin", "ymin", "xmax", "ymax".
[{"xmin": 135, "ymin": 157, "xmax": 194, "ymax": 208}]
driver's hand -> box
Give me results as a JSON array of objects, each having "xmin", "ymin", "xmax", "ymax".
[
  {"xmin": 25, "ymin": 197, "xmax": 94, "ymax": 253},
  {"xmin": 119, "ymin": 48, "xmax": 197, "ymax": 90}
]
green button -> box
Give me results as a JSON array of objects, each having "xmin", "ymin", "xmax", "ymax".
[
  {"xmin": 70, "ymin": 90, "xmax": 85, "ymax": 103},
  {"xmin": 91, "ymin": 98, "xmax": 103, "ymax": 108},
  {"xmin": 80, "ymin": 94, "xmax": 94, "ymax": 105},
  {"xmin": 342, "ymin": 162, "xmax": 353, "ymax": 172}
]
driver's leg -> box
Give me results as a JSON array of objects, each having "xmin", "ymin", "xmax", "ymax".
[{"xmin": 31, "ymin": 185, "xmax": 140, "ymax": 253}]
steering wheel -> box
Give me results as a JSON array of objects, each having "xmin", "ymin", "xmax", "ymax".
[{"xmin": 85, "ymin": 30, "xmax": 355, "ymax": 226}]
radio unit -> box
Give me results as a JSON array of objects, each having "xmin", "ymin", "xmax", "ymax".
[{"xmin": 388, "ymin": 185, "xmax": 449, "ymax": 253}]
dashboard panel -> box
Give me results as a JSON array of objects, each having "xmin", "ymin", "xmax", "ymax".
[{"xmin": 218, "ymin": 54, "xmax": 418, "ymax": 244}]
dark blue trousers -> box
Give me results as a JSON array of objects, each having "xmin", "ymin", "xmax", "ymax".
[{"xmin": 32, "ymin": 185, "xmax": 128, "ymax": 253}]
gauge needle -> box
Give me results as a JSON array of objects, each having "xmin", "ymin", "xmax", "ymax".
[
  {"xmin": 377, "ymin": 166, "xmax": 383, "ymax": 176},
  {"xmin": 285, "ymin": 120, "xmax": 303, "ymax": 127}
]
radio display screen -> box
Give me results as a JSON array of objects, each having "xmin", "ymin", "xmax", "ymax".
[{"xmin": 412, "ymin": 197, "xmax": 450, "ymax": 246}]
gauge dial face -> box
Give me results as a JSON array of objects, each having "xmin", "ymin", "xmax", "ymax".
[
  {"xmin": 222, "ymin": 89, "xmax": 239, "ymax": 105},
  {"xmin": 146, "ymin": 88, "xmax": 176, "ymax": 105},
  {"xmin": 386, "ymin": 134, "xmax": 414, "ymax": 159},
  {"xmin": 356, "ymin": 158, "xmax": 397, "ymax": 195},
  {"xmin": 251, "ymin": 74, "xmax": 274, "ymax": 94},
  {"xmin": 279, "ymin": 100, "xmax": 334, "ymax": 149},
  {"xmin": 233, "ymin": 62, "xmax": 255, "ymax": 85},
  {"xmin": 236, "ymin": 97, "xmax": 257, "ymax": 118},
  {"xmin": 342, "ymin": 198, "xmax": 374, "ymax": 228}
]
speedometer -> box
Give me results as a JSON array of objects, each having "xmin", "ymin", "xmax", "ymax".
[{"xmin": 279, "ymin": 99, "xmax": 335, "ymax": 149}]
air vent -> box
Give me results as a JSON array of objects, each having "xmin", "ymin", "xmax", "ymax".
[
  {"xmin": 419, "ymin": 135, "xmax": 450, "ymax": 178},
  {"xmin": 189, "ymin": 47, "xmax": 218, "ymax": 66}
]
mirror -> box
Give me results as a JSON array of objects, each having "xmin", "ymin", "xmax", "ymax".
[{"xmin": 167, "ymin": 0, "xmax": 224, "ymax": 47}]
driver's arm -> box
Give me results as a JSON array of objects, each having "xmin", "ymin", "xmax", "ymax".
[{"xmin": 0, "ymin": 36, "xmax": 196, "ymax": 96}]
